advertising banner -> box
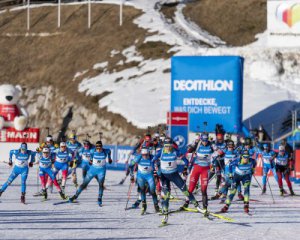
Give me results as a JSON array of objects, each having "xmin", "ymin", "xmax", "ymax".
[
  {"xmin": 268, "ymin": 0, "xmax": 300, "ymax": 47},
  {"xmin": 167, "ymin": 112, "xmax": 189, "ymax": 153},
  {"xmin": 106, "ymin": 145, "xmax": 134, "ymax": 171},
  {"xmin": 171, "ymin": 56, "xmax": 243, "ymax": 133},
  {"xmin": 291, "ymin": 150, "xmax": 300, "ymax": 183},
  {"xmin": 0, "ymin": 127, "xmax": 40, "ymax": 143}
]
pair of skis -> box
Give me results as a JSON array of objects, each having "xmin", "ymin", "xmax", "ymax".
[{"xmin": 158, "ymin": 206, "xmax": 234, "ymax": 227}]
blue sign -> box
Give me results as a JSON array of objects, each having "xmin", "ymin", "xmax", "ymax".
[
  {"xmin": 170, "ymin": 125, "xmax": 188, "ymax": 153},
  {"xmin": 171, "ymin": 56, "xmax": 244, "ymax": 133},
  {"xmin": 104, "ymin": 145, "xmax": 134, "ymax": 171}
]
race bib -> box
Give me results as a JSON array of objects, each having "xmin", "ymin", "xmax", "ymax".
[
  {"xmin": 93, "ymin": 158, "xmax": 106, "ymax": 167},
  {"xmin": 82, "ymin": 154, "xmax": 90, "ymax": 161},
  {"xmin": 56, "ymin": 157, "xmax": 67, "ymax": 163},
  {"xmin": 15, "ymin": 160, "xmax": 27, "ymax": 168},
  {"xmin": 160, "ymin": 160, "xmax": 177, "ymax": 171},
  {"xmin": 138, "ymin": 165, "xmax": 153, "ymax": 174},
  {"xmin": 39, "ymin": 162, "xmax": 51, "ymax": 168}
]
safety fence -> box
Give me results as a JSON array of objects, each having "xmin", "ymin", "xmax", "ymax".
[{"xmin": 0, "ymin": 0, "xmax": 126, "ymax": 30}]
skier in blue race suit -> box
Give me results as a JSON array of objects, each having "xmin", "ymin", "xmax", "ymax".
[
  {"xmin": 153, "ymin": 137, "xmax": 202, "ymax": 224},
  {"xmin": 261, "ymin": 143, "xmax": 278, "ymax": 194},
  {"xmin": 129, "ymin": 147, "xmax": 160, "ymax": 214},
  {"xmin": 221, "ymin": 150, "xmax": 256, "ymax": 213},
  {"xmin": 47, "ymin": 141, "xmax": 73, "ymax": 192},
  {"xmin": 69, "ymin": 141, "xmax": 112, "ymax": 206},
  {"xmin": 38, "ymin": 147, "xmax": 68, "ymax": 200},
  {"xmin": 67, "ymin": 133, "xmax": 82, "ymax": 188},
  {"xmin": 0, "ymin": 143, "xmax": 34, "ymax": 203},
  {"xmin": 76, "ymin": 140, "xmax": 95, "ymax": 180},
  {"xmin": 212, "ymin": 140, "xmax": 239, "ymax": 201}
]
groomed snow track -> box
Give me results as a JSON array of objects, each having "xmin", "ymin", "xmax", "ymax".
[{"xmin": 0, "ymin": 165, "xmax": 300, "ymax": 239}]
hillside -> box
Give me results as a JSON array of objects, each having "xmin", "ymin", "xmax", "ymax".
[
  {"xmin": 0, "ymin": 2, "xmax": 173, "ymax": 143},
  {"xmin": 183, "ymin": 0, "xmax": 267, "ymax": 46},
  {"xmin": 0, "ymin": 0, "xmax": 299, "ymax": 143}
]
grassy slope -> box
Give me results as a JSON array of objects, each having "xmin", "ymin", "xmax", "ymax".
[
  {"xmin": 0, "ymin": 4, "xmax": 172, "ymax": 135},
  {"xmin": 183, "ymin": 0, "xmax": 267, "ymax": 46}
]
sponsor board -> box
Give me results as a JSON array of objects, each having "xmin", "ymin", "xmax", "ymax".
[
  {"xmin": 167, "ymin": 112, "xmax": 189, "ymax": 153},
  {"xmin": 171, "ymin": 56, "xmax": 243, "ymax": 133},
  {"xmin": 0, "ymin": 127, "xmax": 40, "ymax": 143},
  {"xmin": 268, "ymin": 0, "xmax": 300, "ymax": 47}
]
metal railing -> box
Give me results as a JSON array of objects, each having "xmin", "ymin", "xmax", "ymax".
[
  {"xmin": 0, "ymin": 1, "xmax": 125, "ymax": 30},
  {"xmin": 0, "ymin": 1, "xmax": 57, "ymax": 9}
]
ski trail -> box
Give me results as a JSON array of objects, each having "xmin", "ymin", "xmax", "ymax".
[{"xmin": 174, "ymin": 3, "xmax": 226, "ymax": 48}]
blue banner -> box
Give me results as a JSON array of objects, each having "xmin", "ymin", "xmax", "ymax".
[
  {"xmin": 171, "ymin": 56, "xmax": 244, "ymax": 133},
  {"xmin": 104, "ymin": 145, "xmax": 134, "ymax": 171}
]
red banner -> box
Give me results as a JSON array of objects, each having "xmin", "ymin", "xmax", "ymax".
[
  {"xmin": 294, "ymin": 150, "xmax": 300, "ymax": 179},
  {"xmin": 0, "ymin": 127, "xmax": 40, "ymax": 143},
  {"xmin": 254, "ymin": 155, "xmax": 263, "ymax": 176},
  {"xmin": 167, "ymin": 112, "xmax": 188, "ymax": 126}
]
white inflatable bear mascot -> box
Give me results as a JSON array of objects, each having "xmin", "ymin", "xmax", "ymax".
[{"xmin": 0, "ymin": 84, "xmax": 28, "ymax": 131}]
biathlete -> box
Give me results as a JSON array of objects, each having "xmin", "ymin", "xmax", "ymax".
[
  {"xmin": 129, "ymin": 147, "xmax": 160, "ymax": 214},
  {"xmin": 0, "ymin": 143, "xmax": 34, "ymax": 203},
  {"xmin": 69, "ymin": 141, "xmax": 112, "ymax": 206}
]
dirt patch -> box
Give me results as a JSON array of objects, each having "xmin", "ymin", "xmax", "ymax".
[
  {"xmin": 183, "ymin": 0, "xmax": 267, "ymax": 46},
  {"xmin": 160, "ymin": 3, "xmax": 177, "ymax": 23},
  {"xmin": 0, "ymin": 3, "xmax": 172, "ymax": 137}
]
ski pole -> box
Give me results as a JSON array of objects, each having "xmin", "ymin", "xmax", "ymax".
[
  {"xmin": 267, "ymin": 176, "xmax": 275, "ymax": 204},
  {"xmin": 120, "ymin": 152, "xmax": 133, "ymax": 185},
  {"xmin": 252, "ymin": 175, "xmax": 263, "ymax": 191},
  {"xmin": 125, "ymin": 182, "xmax": 135, "ymax": 210},
  {"xmin": 171, "ymin": 182, "xmax": 179, "ymax": 199},
  {"xmin": 37, "ymin": 164, "xmax": 39, "ymax": 193},
  {"xmin": 208, "ymin": 173, "xmax": 216, "ymax": 184}
]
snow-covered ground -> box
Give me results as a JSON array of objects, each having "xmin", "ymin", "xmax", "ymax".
[{"xmin": 1, "ymin": 165, "xmax": 300, "ymax": 240}]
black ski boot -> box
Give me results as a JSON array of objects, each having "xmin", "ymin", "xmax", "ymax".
[
  {"xmin": 131, "ymin": 199, "xmax": 141, "ymax": 208},
  {"xmin": 238, "ymin": 192, "xmax": 244, "ymax": 200},
  {"xmin": 244, "ymin": 202, "xmax": 249, "ymax": 214},
  {"xmin": 21, "ymin": 192, "xmax": 25, "ymax": 204},
  {"xmin": 42, "ymin": 189, "xmax": 48, "ymax": 200},
  {"xmin": 59, "ymin": 191, "xmax": 68, "ymax": 200},
  {"xmin": 141, "ymin": 201, "xmax": 147, "ymax": 215},
  {"xmin": 154, "ymin": 203, "xmax": 160, "ymax": 213},
  {"xmin": 262, "ymin": 186, "xmax": 266, "ymax": 194},
  {"xmin": 180, "ymin": 200, "xmax": 190, "ymax": 210},
  {"xmin": 280, "ymin": 188, "xmax": 284, "ymax": 196},
  {"xmin": 221, "ymin": 204, "xmax": 229, "ymax": 213},
  {"xmin": 289, "ymin": 188, "xmax": 295, "ymax": 196},
  {"xmin": 211, "ymin": 193, "xmax": 221, "ymax": 200},
  {"xmin": 98, "ymin": 197, "xmax": 102, "ymax": 207},
  {"xmin": 202, "ymin": 194, "xmax": 209, "ymax": 217},
  {"xmin": 69, "ymin": 194, "xmax": 78, "ymax": 203}
]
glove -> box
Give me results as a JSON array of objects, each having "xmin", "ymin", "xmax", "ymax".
[
  {"xmin": 69, "ymin": 161, "xmax": 74, "ymax": 167},
  {"xmin": 130, "ymin": 175, "xmax": 135, "ymax": 183},
  {"xmin": 153, "ymin": 170, "xmax": 158, "ymax": 177},
  {"xmin": 182, "ymin": 166, "xmax": 188, "ymax": 177},
  {"xmin": 108, "ymin": 158, "xmax": 113, "ymax": 164},
  {"xmin": 89, "ymin": 160, "xmax": 93, "ymax": 165},
  {"xmin": 8, "ymin": 161, "xmax": 13, "ymax": 166},
  {"xmin": 29, "ymin": 162, "xmax": 33, "ymax": 167}
]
